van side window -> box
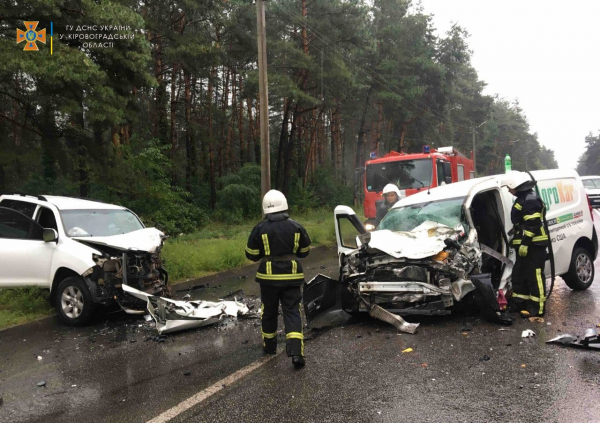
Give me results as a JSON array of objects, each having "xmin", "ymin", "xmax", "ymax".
[
  {"xmin": 0, "ymin": 199, "xmax": 37, "ymax": 217},
  {"xmin": 0, "ymin": 207, "xmax": 44, "ymax": 240},
  {"xmin": 37, "ymin": 207, "xmax": 58, "ymax": 231}
]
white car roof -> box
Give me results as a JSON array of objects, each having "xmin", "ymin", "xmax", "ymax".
[
  {"xmin": 43, "ymin": 196, "xmax": 126, "ymax": 210},
  {"xmin": 1, "ymin": 194, "xmax": 127, "ymax": 211},
  {"xmin": 392, "ymin": 169, "xmax": 581, "ymax": 208}
]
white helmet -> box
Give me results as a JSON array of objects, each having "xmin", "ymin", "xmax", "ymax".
[
  {"xmin": 262, "ymin": 189, "xmax": 288, "ymax": 214},
  {"xmin": 382, "ymin": 183, "xmax": 401, "ymax": 196},
  {"xmin": 501, "ymin": 171, "xmax": 533, "ymax": 191}
]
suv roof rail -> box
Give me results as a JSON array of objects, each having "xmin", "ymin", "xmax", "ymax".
[{"xmin": 5, "ymin": 193, "xmax": 48, "ymax": 201}]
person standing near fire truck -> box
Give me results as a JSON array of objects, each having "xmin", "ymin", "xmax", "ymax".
[{"xmin": 375, "ymin": 183, "xmax": 402, "ymax": 226}]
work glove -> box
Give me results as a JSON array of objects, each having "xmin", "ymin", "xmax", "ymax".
[{"xmin": 518, "ymin": 245, "xmax": 528, "ymax": 257}]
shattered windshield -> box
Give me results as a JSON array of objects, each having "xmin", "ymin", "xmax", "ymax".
[
  {"xmin": 366, "ymin": 159, "xmax": 433, "ymax": 191},
  {"xmin": 60, "ymin": 209, "xmax": 144, "ymax": 237},
  {"xmin": 378, "ymin": 197, "xmax": 467, "ymax": 232}
]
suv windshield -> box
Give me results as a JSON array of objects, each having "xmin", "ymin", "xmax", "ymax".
[
  {"xmin": 366, "ymin": 159, "xmax": 433, "ymax": 191},
  {"xmin": 378, "ymin": 197, "xmax": 467, "ymax": 232},
  {"xmin": 583, "ymin": 178, "xmax": 600, "ymax": 189},
  {"xmin": 60, "ymin": 209, "xmax": 144, "ymax": 237}
]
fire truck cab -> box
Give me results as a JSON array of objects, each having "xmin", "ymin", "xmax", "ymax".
[{"xmin": 363, "ymin": 146, "xmax": 475, "ymax": 229}]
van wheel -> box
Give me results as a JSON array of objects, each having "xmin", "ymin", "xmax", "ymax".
[
  {"xmin": 563, "ymin": 247, "xmax": 595, "ymax": 291},
  {"xmin": 55, "ymin": 277, "xmax": 95, "ymax": 326}
]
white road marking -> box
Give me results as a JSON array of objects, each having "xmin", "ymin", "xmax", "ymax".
[{"xmin": 147, "ymin": 354, "xmax": 277, "ymax": 423}]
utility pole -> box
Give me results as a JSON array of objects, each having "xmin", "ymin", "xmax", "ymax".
[{"xmin": 256, "ymin": 0, "xmax": 270, "ymax": 198}]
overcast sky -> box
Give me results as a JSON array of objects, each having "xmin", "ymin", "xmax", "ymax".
[{"xmin": 417, "ymin": 0, "xmax": 600, "ymax": 170}]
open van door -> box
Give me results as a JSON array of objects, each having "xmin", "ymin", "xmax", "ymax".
[
  {"xmin": 303, "ymin": 206, "xmax": 366, "ymax": 325},
  {"xmin": 334, "ymin": 205, "xmax": 367, "ymax": 256}
]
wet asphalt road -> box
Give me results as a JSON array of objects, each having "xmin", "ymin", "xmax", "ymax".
[{"xmin": 1, "ymin": 212, "xmax": 600, "ymax": 423}]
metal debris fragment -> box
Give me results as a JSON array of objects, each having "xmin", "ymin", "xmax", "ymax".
[{"xmin": 123, "ymin": 284, "xmax": 249, "ymax": 334}]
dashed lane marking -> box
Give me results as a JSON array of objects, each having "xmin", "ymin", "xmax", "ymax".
[{"xmin": 146, "ymin": 354, "xmax": 277, "ymax": 423}]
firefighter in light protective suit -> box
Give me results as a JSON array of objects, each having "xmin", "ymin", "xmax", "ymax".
[
  {"xmin": 502, "ymin": 171, "xmax": 550, "ymax": 317},
  {"xmin": 375, "ymin": 183, "xmax": 402, "ymax": 226},
  {"xmin": 245, "ymin": 190, "xmax": 311, "ymax": 368}
]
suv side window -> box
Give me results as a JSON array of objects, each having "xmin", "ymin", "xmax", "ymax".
[
  {"xmin": 0, "ymin": 207, "xmax": 44, "ymax": 240},
  {"xmin": 0, "ymin": 199, "xmax": 37, "ymax": 217},
  {"xmin": 37, "ymin": 207, "xmax": 58, "ymax": 231}
]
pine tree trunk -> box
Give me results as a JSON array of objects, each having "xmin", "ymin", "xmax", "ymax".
[
  {"xmin": 246, "ymin": 97, "xmax": 255, "ymax": 163},
  {"xmin": 184, "ymin": 69, "xmax": 196, "ymax": 191},
  {"xmin": 238, "ymin": 73, "xmax": 245, "ymax": 165},
  {"xmin": 276, "ymin": 98, "xmax": 292, "ymax": 190}
]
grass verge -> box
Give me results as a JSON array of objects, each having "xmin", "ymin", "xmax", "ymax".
[
  {"xmin": 162, "ymin": 207, "xmax": 337, "ymax": 282},
  {"xmin": 0, "ymin": 287, "xmax": 54, "ymax": 330}
]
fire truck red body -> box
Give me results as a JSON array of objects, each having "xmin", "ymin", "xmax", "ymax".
[{"xmin": 363, "ymin": 146, "xmax": 475, "ymax": 223}]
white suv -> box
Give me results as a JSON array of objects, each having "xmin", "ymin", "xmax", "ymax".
[{"xmin": 0, "ymin": 194, "xmax": 169, "ymax": 325}]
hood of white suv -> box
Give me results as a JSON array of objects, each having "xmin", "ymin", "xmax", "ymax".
[{"xmin": 73, "ymin": 228, "xmax": 165, "ymax": 253}]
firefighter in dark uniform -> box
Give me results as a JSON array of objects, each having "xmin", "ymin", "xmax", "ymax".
[
  {"xmin": 502, "ymin": 171, "xmax": 550, "ymax": 317},
  {"xmin": 245, "ymin": 190, "xmax": 311, "ymax": 368}
]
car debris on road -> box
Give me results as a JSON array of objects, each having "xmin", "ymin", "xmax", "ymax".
[
  {"xmin": 123, "ymin": 284, "xmax": 249, "ymax": 334},
  {"xmin": 547, "ymin": 328, "xmax": 599, "ymax": 350}
]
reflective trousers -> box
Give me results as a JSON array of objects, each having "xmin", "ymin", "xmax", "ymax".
[
  {"xmin": 510, "ymin": 246, "xmax": 547, "ymax": 316},
  {"xmin": 260, "ymin": 284, "xmax": 304, "ymax": 357}
]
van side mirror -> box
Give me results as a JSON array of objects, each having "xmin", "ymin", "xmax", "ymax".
[{"xmin": 43, "ymin": 228, "xmax": 58, "ymax": 243}]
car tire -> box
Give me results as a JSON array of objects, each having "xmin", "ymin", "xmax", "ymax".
[
  {"xmin": 562, "ymin": 247, "xmax": 595, "ymax": 291},
  {"xmin": 55, "ymin": 276, "xmax": 95, "ymax": 326}
]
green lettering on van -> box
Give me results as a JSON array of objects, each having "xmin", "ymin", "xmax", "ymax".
[{"xmin": 556, "ymin": 213, "xmax": 573, "ymax": 223}]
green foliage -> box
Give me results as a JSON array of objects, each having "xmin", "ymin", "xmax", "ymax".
[
  {"xmin": 0, "ymin": 288, "xmax": 53, "ymax": 330},
  {"xmin": 214, "ymin": 164, "xmax": 262, "ymax": 223},
  {"xmin": 92, "ymin": 138, "xmax": 208, "ymax": 235},
  {"xmin": 577, "ymin": 133, "xmax": 600, "ymax": 176}
]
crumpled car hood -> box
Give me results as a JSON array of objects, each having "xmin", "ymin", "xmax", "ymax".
[
  {"xmin": 73, "ymin": 228, "xmax": 164, "ymax": 253},
  {"xmin": 364, "ymin": 221, "xmax": 458, "ymax": 259}
]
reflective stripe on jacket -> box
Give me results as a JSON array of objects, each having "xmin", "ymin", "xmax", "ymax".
[
  {"xmin": 510, "ymin": 190, "xmax": 549, "ymax": 247},
  {"xmin": 245, "ymin": 212, "xmax": 311, "ymax": 286}
]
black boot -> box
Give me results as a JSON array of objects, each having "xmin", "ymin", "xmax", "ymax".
[
  {"xmin": 292, "ymin": 356, "xmax": 305, "ymax": 368},
  {"xmin": 263, "ymin": 337, "xmax": 277, "ymax": 355}
]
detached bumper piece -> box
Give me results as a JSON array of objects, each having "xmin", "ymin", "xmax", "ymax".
[
  {"xmin": 122, "ymin": 284, "xmax": 249, "ymax": 334},
  {"xmin": 369, "ymin": 304, "xmax": 419, "ymax": 334},
  {"xmin": 547, "ymin": 329, "xmax": 600, "ymax": 350}
]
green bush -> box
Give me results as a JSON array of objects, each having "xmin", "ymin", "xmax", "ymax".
[{"xmin": 214, "ymin": 164, "xmax": 262, "ymax": 222}]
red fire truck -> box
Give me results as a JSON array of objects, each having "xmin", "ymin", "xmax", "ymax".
[{"xmin": 362, "ymin": 146, "xmax": 475, "ymax": 229}]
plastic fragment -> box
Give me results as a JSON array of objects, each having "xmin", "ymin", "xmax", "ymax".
[
  {"xmin": 521, "ymin": 329, "xmax": 536, "ymax": 338},
  {"xmin": 402, "ymin": 348, "xmax": 413, "ymax": 353},
  {"xmin": 37, "ymin": 381, "xmax": 46, "ymax": 387},
  {"xmin": 521, "ymin": 364, "xmax": 526, "ymax": 368}
]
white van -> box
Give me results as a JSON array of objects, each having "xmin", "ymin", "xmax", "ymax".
[{"xmin": 304, "ymin": 170, "xmax": 597, "ymax": 324}]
